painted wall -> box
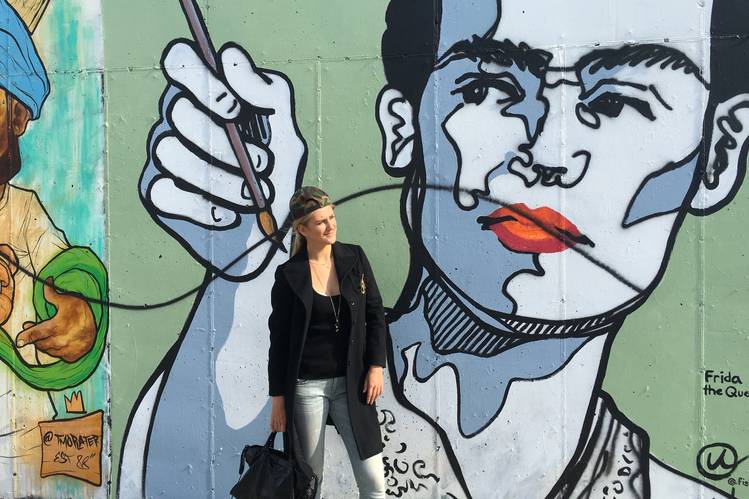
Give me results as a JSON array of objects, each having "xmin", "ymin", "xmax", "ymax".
[
  {"xmin": 0, "ymin": 0, "xmax": 108, "ymax": 497},
  {"xmin": 3, "ymin": 0, "xmax": 749, "ymax": 498}
]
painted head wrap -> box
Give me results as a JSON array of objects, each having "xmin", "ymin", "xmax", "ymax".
[
  {"xmin": 0, "ymin": 0, "xmax": 49, "ymax": 119},
  {"xmin": 289, "ymin": 186, "xmax": 333, "ymax": 221}
]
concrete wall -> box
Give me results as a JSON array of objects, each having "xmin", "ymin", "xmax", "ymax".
[{"xmin": 2, "ymin": 0, "xmax": 748, "ymax": 497}]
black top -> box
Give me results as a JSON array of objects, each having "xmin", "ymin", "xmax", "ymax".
[
  {"xmin": 298, "ymin": 290, "xmax": 350, "ymax": 379},
  {"xmin": 267, "ymin": 242, "xmax": 388, "ymax": 459}
]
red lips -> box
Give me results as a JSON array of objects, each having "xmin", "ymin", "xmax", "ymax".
[{"xmin": 478, "ymin": 203, "xmax": 590, "ymax": 254}]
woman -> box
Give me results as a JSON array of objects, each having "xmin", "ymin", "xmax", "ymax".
[{"xmin": 268, "ymin": 186, "xmax": 387, "ymax": 498}]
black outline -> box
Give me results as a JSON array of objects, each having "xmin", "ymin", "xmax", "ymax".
[
  {"xmin": 693, "ymin": 101, "xmax": 749, "ymax": 216},
  {"xmin": 623, "ymin": 147, "xmax": 702, "ymax": 228},
  {"xmin": 38, "ymin": 409, "xmax": 105, "ymax": 487},
  {"xmin": 137, "ymin": 57, "xmax": 308, "ymax": 283},
  {"xmin": 696, "ymin": 442, "xmax": 749, "ymax": 481},
  {"xmin": 655, "ymin": 453, "xmax": 735, "ymax": 498},
  {"xmin": 116, "ymin": 272, "xmax": 212, "ymax": 499},
  {"xmin": 3, "ymin": 183, "xmax": 652, "ymax": 311},
  {"xmin": 116, "ymin": 4, "xmax": 749, "ymax": 496},
  {"xmin": 381, "ymin": 93, "xmax": 416, "ymax": 173}
]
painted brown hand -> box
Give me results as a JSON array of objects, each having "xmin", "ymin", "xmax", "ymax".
[
  {"xmin": 15, "ymin": 277, "xmax": 96, "ymax": 362},
  {"xmin": 0, "ymin": 244, "xmax": 18, "ymax": 326}
]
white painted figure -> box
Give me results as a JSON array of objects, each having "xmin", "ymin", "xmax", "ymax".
[{"xmin": 122, "ymin": 0, "xmax": 749, "ymax": 497}]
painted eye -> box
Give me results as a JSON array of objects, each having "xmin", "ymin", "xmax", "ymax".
[
  {"xmin": 587, "ymin": 92, "xmax": 625, "ymax": 117},
  {"xmin": 456, "ymin": 82, "xmax": 489, "ymax": 105},
  {"xmin": 586, "ymin": 92, "xmax": 655, "ymax": 121},
  {"xmin": 453, "ymin": 80, "xmax": 521, "ymax": 106}
]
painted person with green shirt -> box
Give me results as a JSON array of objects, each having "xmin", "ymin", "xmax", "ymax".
[{"xmin": 0, "ymin": 0, "xmax": 108, "ymax": 495}]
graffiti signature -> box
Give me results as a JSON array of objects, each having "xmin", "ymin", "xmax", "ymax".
[{"xmin": 696, "ymin": 443, "xmax": 749, "ymax": 481}]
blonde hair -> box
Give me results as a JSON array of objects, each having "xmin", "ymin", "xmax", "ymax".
[
  {"xmin": 288, "ymin": 186, "xmax": 335, "ymax": 257},
  {"xmin": 290, "ymin": 213, "xmax": 314, "ymax": 257}
]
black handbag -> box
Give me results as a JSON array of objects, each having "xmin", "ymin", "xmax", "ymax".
[{"xmin": 230, "ymin": 431, "xmax": 318, "ymax": 499}]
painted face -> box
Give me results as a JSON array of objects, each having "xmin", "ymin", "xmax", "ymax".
[
  {"xmin": 0, "ymin": 244, "xmax": 17, "ymax": 327},
  {"xmin": 417, "ymin": 0, "xmax": 712, "ymax": 321},
  {"xmin": 0, "ymin": 89, "xmax": 30, "ymax": 184},
  {"xmin": 298, "ymin": 205, "xmax": 337, "ymax": 247},
  {"xmin": 0, "ymin": 91, "xmax": 13, "ymax": 183}
]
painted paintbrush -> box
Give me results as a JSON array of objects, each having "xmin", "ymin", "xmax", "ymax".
[{"xmin": 179, "ymin": 0, "xmax": 285, "ymax": 251}]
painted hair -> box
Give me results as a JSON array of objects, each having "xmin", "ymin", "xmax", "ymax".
[{"xmin": 381, "ymin": 0, "xmax": 749, "ymax": 210}]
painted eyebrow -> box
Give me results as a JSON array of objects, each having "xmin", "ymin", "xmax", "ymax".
[
  {"xmin": 437, "ymin": 35, "xmax": 553, "ymax": 78},
  {"xmin": 580, "ymin": 79, "xmax": 647, "ymax": 100},
  {"xmin": 580, "ymin": 79, "xmax": 674, "ymax": 110},
  {"xmin": 582, "ymin": 82, "xmax": 675, "ymax": 118},
  {"xmin": 574, "ymin": 43, "xmax": 708, "ymax": 88}
]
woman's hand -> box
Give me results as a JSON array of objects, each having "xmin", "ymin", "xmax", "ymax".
[
  {"xmin": 363, "ymin": 366, "xmax": 384, "ymax": 405},
  {"xmin": 270, "ymin": 395, "xmax": 286, "ymax": 432}
]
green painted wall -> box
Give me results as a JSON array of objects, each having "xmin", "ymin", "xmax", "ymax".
[
  {"xmin": 102, "ymin": 1, "xmax": 749, "ymax": 497},
  {"xmin": 6, "ymin": 0, "xmax": 746, "ymax": 496}
]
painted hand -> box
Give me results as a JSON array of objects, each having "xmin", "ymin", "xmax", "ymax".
[
  {"xmin": 0, "ymin": 244, "xmax": 17, "ymax": 326},
  {"xmin": 15, "ymin": 277, "xmax": 96, "ymax": 363},
  {"xmin": 363, "ymin": 366, "xmax": 384, "ymax": 405},
  {"xmin": 140, "ymin": 40, "xmax": 306, "ymax": 279}
]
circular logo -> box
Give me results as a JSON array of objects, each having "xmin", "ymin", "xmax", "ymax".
[{"xmin": 697, "ymin": 443, "xmax": 740, "ymax": 480}]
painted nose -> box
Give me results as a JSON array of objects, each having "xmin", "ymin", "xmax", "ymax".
[
  {"xmin": 508, "ymin": 92, "xmax": 590, "ymax": 188},
  {"xmin": 512, "ymin": 152, "xmax": 590, "ymax": 188}
]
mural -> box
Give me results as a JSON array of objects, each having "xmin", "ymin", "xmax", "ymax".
[
  {"xmin": 0, "ymin": 0, "xmax": 108, "ymax": 497},
  {"xmin": 118, "ymin": 0, "xmax": 749, "ymax": 498},
  {"xmin": 0, "ymin": 0, "xmax": 745, "ymax": 497}
]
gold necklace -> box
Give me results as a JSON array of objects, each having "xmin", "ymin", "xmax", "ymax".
[{"xmin": 310, "ymin": 264, "xmax": 342, "ymax": 333}]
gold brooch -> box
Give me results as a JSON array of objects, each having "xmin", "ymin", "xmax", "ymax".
[{"xmin": 359, "ymin": 273, "xmax": 366, "ymax": 295}]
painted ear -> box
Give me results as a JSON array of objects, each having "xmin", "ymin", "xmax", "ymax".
[
  {"xmin": 10, "ymin": 98, "xmax": 31, "ymax": 137},
  {"xmin": 376, "ymin": 87, "xmax": 415, "ymax": 175},
  {"xmin": 690, "ymin": 94, "xmax": 749, "ymax": 214}
]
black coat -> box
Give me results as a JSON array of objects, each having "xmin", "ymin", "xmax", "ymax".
[{"xmin": 267, "ymin": 242, "xmax": 387, "ymax": 459}]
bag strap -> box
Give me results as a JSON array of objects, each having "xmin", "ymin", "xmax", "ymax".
[
  {"xmin": 237, "ymin": 433, "xmax": 278, "ymax": 475},
  {"xmin": 238, "ymin": 445, "xmax": 251, "ymax": 475},
  {"xmin": 282, "ymin": 431, "xmax": 292, "ymax": 458},
  {"xmin": 283, "ymin": 428, "xmax": 306, "ymax": 461},
  {"xmin": 265, "ymin": 431, "xmax": 278, "ymax": 449}
]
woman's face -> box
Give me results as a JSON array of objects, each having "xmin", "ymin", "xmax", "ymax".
[{"xmin": 298, "ymin": 205, "xmax": 337, "ymax": 248}]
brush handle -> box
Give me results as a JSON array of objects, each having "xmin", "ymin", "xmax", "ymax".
[{"xmin": 179, "ymin": 0, "xmax": 283, "ymax": 245}]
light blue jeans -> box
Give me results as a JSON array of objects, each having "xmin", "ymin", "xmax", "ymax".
[{"xmin": 294, "ymin": 376, "xmax": 386, "ymax": 499}]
